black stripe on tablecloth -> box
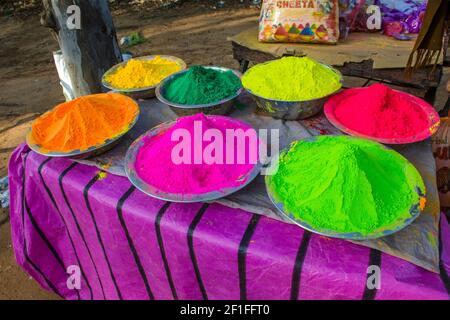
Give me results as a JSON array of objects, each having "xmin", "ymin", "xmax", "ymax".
[
  {"xmin": 23, "ymin": 156, "xmax": 79, "ymax": 299},
  {"xmin": 84, "ymin": 174, "xmax": 123, "ymax": 300},
  {"xmin": 23, "ymin": 191, "xmax": 67, "ymax": 273},
  {"xmin": 155, "ymin": 202, "xmax": 178, "ymax": 300},
  {"xmin": 439, "ymin": 216, "xmax": 450, "ymax": 298},
  {"xmin": 188, "ymin": 203, "xmax": 210, "ymax": 300},
  {"xmin": 117, "ymin": 186, "xmax": 154, "ymax": 300},
  {"xmin": 21, "ymin": 153, "xmax": 62, "ymax": 298},
  {"xmin": 59, "ymin": 163, "xmax": 107, "ymax": 299},
  {"xmin": 24, "ymin": 195, "xmax": 81, "ymax": 300},
  {"xmin": 38, "ymin": 158, "xmax": 94, "ymax": 300},
  {"xmin": 238, "ymin": 214, "xmax": 262, "ymax": 300},
  {"xmin": 362, "ymin": 249, "xmax": 382, "ymax": 300},
  {"xmin": 290, "ymin": 231, "xmax": 312, "ymax": 300}
]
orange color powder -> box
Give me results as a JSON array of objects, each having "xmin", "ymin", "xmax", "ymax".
[{"xmin": 31, "ymin": 93, "xmax": 139, "ymax": 153}]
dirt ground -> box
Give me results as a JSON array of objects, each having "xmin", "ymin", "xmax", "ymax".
[{"xmin": 0, "ymin": 3, "xmax": 260, "ymax": 300}]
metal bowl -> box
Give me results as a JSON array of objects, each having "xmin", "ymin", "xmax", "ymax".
[
  {"xmin": 243, "ymin": 62, "xmax": 343, "ymax": 120},
  {"xmin": 265, "ymin": 136, "xmax": 426, "ymax": 240},
  {"xmin": 102, "ymin": 55, "xmax": 187, "ymax": 100},
  {"xmin": 26, "ymin": 96, "xmax": 140, "ymax": 159},
  {"xmin": 155, "ymin": 66, "xmax": 243, "ymax": 116},
  {"xmin": 324, "ymin": 87, "xmax": 441, "ymax": 144},
  {"xmin": 125, "ymin": 118, "xmax": 262, "ymax": 203}
]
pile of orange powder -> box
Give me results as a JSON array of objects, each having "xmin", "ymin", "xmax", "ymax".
[{"xmin": 31, "ymin": 93, "xmax": 139, "ymax": 153}]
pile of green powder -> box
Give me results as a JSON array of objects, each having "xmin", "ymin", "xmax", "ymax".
[
  {"xmin": 268, "ymin": 136, "xmax": 425, "ymax": 235},
  {"xmin": 164, "ymin": 66, "xmax": 242, "ymax": 105},
  {"xmin": 242, "ymin": 56, "xmax": 342, "ymax": 101}
]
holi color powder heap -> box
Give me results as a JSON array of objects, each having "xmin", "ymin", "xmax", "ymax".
[
  {"xmin": 135, "ymin": 114, "xmax": 258, "ymax": 195},
  {"xmin": 241, "ymin": 56, "xmax": 342, "ymax": 101},
  {"xmin": 268, "ymin": 135, "xmax": 425, "ymax": 235},
  {"xmin": 31, "ymin": 93, "xmax": 139, "ymax": 153},
  {"xmin": 164, "ymin": 66, "xmax": 242, "ymax": 105},
  {"xmin": 105, "ymin": 56, "xmax": 182, "ymax": 89},
  {"xmin": 329, "ymin": 84, "xmax": 431, "ymax": 140}
]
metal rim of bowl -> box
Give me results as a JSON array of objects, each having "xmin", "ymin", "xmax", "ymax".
[
  {"xmin": 242, "ymin": 60, "xmax": 344, "ymax": 103},
  {"xmin": 26, "ymin": 95, "xmax": 141, "ymax": 158},
  {"xmin": 155, "ymin": 66, "xmax": 244, "ymax": 109},
  {"xmin": 102, "ymin": 55, "xmax": 187, "ymax": 93},
  {"xmin": 324, "ymin": 87, "xmax": 441, "ymax": 145},
  {"xmin": 264, "ymin": 135, "xmax": 425, "ymax": 240},
  {"xmin": 124, "ymin": 116, "xmax": 262, "ymax": 203}
]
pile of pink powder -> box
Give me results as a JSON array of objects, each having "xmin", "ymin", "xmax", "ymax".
[
  {"xmin": 329, "ymin": 84, "xmax": 430, "ymax": 139},
  {"xmin": 135, "ymin": 114, "xmax": 258, "ymax": 195}
]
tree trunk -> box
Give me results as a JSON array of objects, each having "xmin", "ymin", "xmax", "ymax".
[{"xmin": 42, "ymin": 0, "xmax": 122, "ymax": 97}]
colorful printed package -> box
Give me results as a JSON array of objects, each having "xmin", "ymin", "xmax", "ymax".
[{"xmin": 258, "ymin": 0, "xmax": 340, "ymax": 44}]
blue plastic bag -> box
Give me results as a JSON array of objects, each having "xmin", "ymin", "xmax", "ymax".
[{"xmin": 377, "ymin": 0, "xmax": 427, "ymax": 34}]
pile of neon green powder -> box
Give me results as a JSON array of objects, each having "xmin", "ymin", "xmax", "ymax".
[{"xmin": 267, "ymin": 136, "xmax": 425, "ymax": 235}]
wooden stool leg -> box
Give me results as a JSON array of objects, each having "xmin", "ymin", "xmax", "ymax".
[
  {"xmin": 439, "ymin": 95, "xmax": 450, "ymax": 117},
  {"xmin": 239, "ymin": 60, "xmax": 250, "ymax": 73},
  {"xmin": 424, "ymin": 86, "xmax": 438, "ymax": 105}
]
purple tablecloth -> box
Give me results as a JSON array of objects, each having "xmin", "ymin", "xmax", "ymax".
[{"xmin": 8, "ymin": 144, "xmax": 450, "ymax": 300}]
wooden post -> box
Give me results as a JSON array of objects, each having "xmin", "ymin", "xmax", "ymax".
[{"xmin": 41, "ymin": 0, "xmax": 122, "ymax": 97}]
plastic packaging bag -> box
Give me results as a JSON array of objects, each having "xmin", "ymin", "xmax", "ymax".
[
  {"xmin": 0, "ymin": 176, "xmax": 8, "ymax": 208},
  {"xmin": 339, "ymin": 0, "xmax": 381, "ymax": 32},
  {"xmin": 53, "ymin": 50, "xmax": 75, "ymax": 101},
  {"xmin": 339, "ymin": 0, "xmax": 427, "ymax": 36},
  {"xmin": 53, "ymin": 51, "xmax": 132, "ymax": 102},
  {"xmin": 378, "ymin": 0, "xmax": 427, "ymax": 35},
  {"xmin": 258, "ymin": 0, "xmax": 340, "ymax": 44}
]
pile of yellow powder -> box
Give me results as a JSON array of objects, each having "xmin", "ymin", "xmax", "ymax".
[
  {"xmin": 105, "ymin": 56, "xmax": 182, "ymax": 89},
  {"xmin": 242, "ymin": 56, "xmax": 342, "ymax": 101}
]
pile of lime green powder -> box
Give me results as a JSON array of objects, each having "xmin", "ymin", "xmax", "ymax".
[
  {"xmin": 268, "ymin": 136, "xmax": 425, "ymax": 235},
  {"xmin": 242, "ymin": 56, "xmax": 342, "ymax": 101}
]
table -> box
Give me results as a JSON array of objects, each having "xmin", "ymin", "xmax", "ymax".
[
  {"xmin": 229, "ymin": 29, "xmax": 446, "ymax": 104},
  {"xmin": 8, "ymin": 144, "xmax": 450, "ymax": 300}
]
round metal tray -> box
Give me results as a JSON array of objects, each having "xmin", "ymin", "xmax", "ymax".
[
  {"xmin": 243, "ymin": 62, "xmax": 343, "ymax": 120},
  {"xmin": 102, "ymin": 55, "xmax": 187, "ymax": 100},
  {"xmin": 155, "ymin": 66, "xmax": 243, "ymax": 116},
  {"xmin": 265, "ymin": 136, "xmax": 426, "ymax": 240},
  {"xmin": 324, "ymin": 87, "xmax": 441, "ymax": 144},
  {"xmin": 125, "ymin": 118, "xmax": 262, "ymax": 203},
  {"xmin": 26, "ymin": 96, "xmax": 140, "ymax": 159}
]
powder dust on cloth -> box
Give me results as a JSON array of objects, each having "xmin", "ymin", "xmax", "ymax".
[
  {"xmin": 241, "ymin": 56, "xmax": 342, "ymax": 101},
  {"xmin": 330, "ymin": 83, "xmax": 431, "ymax": 139},
  {"xmin": 268, "ymin": 135, "xmax": 426, "ymax": 236},
  {"xmin": 164, "ymin": 66, "xmax": 242, "ymax": 105},
  {"xmin": 105, "ymin": 56, "xmax": 182, "ymax": 89},
  {"xmin": 135, "ymin": 113, "xmax": 259, "ymax": 195},
  {"xmin": 31, "ymin": 93, "xmax": 139, "ymax": 153}
]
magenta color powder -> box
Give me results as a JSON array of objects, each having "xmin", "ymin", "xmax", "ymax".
[
  {"xmin": 135, "ymin": 114, "xmax": 258, "ymax": 195},
  {"xmin": 332, "ymin": 84, "xmax": 430, "ymax": 139}
]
